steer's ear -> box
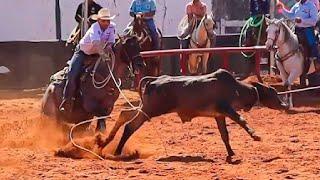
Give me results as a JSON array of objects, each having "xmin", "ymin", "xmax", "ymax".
[
  {"xmin": 250, "ymin": 82, "xmax": 265, "ymax": 94},
  {"xmin": 251, "ymin": 82, "xmax": 262, "ymax": 88}
]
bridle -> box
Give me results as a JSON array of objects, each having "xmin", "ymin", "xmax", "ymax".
[
  {"xmin": 267, "ymin": 22, "xmax": 299, "ymax": 63},
  {"xmin": 267, "ymin": 25, "xmax": 281, "ymax": 49}
]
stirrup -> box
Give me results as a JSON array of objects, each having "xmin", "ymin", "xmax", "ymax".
[{"xmin": 59, "ymin": 98, "xmax": 74, "ymax": 113}]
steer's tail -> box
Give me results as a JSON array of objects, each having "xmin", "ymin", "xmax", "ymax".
[{"xmin": 138, "ymin": 76, "xmax": 159, "ymax": 99}]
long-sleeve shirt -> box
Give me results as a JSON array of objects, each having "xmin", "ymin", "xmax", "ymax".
[
  {"xmin": 309, "ymin": 0, "xmax": 320, "ymax": 11},
  {"xmin": 79, "ymin": 22, "xmax": 116, "ymax": 55},
  {"xmin": 282, "ymin": 1, "xmax": 318, "ymax": 27}
]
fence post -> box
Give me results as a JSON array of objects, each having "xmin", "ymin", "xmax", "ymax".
[
  {"xmin": 269, "ymin": 0, "xmax": 275, "ymax": 75},
  {"xmin": 220, "ymin": 18, "xmax": 226, "ymax": 35},
  {"xmin": 55, "ymin": 0, "xmax": 61, "ymax": 40},
  {"xmin": 81, "ymin": 0, "xmax": 89, "ymax": 38},
  {"xmin": 222, "ymin": 53, "xmax": 229, "ymax": 70},
  {"xmin": 255, "ymin": 50, "xmax": 263, "ymax": 82},
  {"xmin": 180, "ymin": 52, "xmax": 188, "ymax": 75}
]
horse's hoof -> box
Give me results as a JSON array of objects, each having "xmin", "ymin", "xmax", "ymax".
[
  {"xmin": 95, "ymin": 133, "xmax": 107, "ymax": 148},
  {"xmin": 54, "ymin": 148, "xmax": 66, "ymax": 157},
  {"xmin": 96, "ymin": 120, "xmax": 106, "ymax": 132}
]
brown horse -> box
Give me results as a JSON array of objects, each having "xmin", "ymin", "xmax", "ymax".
[
  {"xmin": 240, "ymin": 15, "xmax": 268, "ymax": 80},
  {"xmin": 41, "ymin": 35, "xmax": 145, "ymax": 132},
  {"xmin": 124, "ymin": 15, "xmax": 162, "ymax": 86}
]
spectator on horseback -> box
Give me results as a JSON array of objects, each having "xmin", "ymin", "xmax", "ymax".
[
  {"xmin": 129, "ymin": 0, "xmax": 159, "ymax": 50},
  {"xmin": 179, "ymin": 0, "xmax": 215, "ymax": 74},
  {"xmin": 75, "ymin": 0, "xmax": 102, "ymax": 24},
  {"xmin": 60, "ymin": 8, "xmax": 116, "ymax": 113},
  {"xmin": 179, "ymin": 0, "xmax": 208, "ymax": 46},
  {"xmin": 277, "ymin": 0, "xmax": 320, "ymax": 64},
  {"xmin": 67, "ymin": 0, "xmax": 102, "ymax": 48},
  {"xmin": 243, "ymin": 0, "xmax": 270, "ymax": 47},
  {"xmin": 250, "ymin": 0, "xmax": 270, "ymax": 17}
]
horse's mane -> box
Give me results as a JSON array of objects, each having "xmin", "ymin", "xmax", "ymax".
[{"xmin": 280, "ymin": 21, "xmax": 295, "ymax": 43}]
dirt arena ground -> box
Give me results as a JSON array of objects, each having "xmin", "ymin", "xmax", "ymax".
[{"xmin": 0, "ymin": 80, "xmax": 320, "ymax": 179}]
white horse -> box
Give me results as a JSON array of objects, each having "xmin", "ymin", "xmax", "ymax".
[
  {"xmin": 265, "ymin": 18, "xmax": 318, "ymax": 108},
  {"xmin": 188, "ymin": 14, "xmax": 216, "ymax": 75}
]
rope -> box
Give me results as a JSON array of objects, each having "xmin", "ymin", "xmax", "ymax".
[
  {"xmin": 69, "ymin": 62, "xmax": 169, "ymax": 159},
  {"xmin": 277, "ymin": 85, "xmax": 320, "ymax": 95},
  {"xmin": 91, "ymin": 50, "xmax": 116, "ymax": 89},
  {"xmin": 239, "ymin": 15, "xmax": 265, "ymax": 58},
  {"xmin": 69, "ymin": 115, "xmax": 113, "ymax": 160},
  {"xmin": 107, "ymin": 64, "xmax": 169, "ymax": 156}
]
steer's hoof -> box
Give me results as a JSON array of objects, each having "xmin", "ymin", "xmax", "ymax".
[
  {"xmin": 226, "ymin": 155, "xmax": 242, "ymax": 164},
  {"xmin": 252, "ymin": 134, "xmax": 262, "ymax": 141}
]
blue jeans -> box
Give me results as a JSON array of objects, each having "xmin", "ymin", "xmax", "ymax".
[
  {"xmin": 63, "ymin": 46, "xmax": 86, "ymax": 100},
  {"xmin": 295, "ymin": 27, "xmax": 319, "ymax": 61},
  {"xmin": 145, "ymin": 19, "xmax": 159, "ymax": 49}
]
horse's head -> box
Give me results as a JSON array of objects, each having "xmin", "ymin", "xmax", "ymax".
[
  {"xmin": 265, "ymin": 18, "xmax": 284, "ymax": 50},
  {"xmin": 116, "ymin": 35, "xmax": 146, "ymax": 74},
  {"xmin": 133, "ymin": 14, "xmax": 145, "ymax": 27},
  {"xmin": 201, "ymin": 14, "xmax": 216, "ymax": 37}
]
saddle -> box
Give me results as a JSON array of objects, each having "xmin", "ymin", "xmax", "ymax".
[{"xmin": 50, "ymin": 54, "xmax": 100, "ymax": 85}]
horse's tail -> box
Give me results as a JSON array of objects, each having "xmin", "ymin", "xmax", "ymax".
[{"xmin": 138, "ymin": 76, "xmax": 159, "ymax": 99}]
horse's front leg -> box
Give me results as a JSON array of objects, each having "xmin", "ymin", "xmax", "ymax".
[
  {"xmin": 83, "ymin": 98, "xmax": 111, "ymax": 132},
  {"xmin": 286, "ymin": 70, "xmax": 302, "ymax": 108},
  {"xmin": 188, "ymin": 54, "xmax": 199, "ymax": 75},
  {"xmin": 202, "ymin": 53, "xmax": 210, "ymax": 74}
]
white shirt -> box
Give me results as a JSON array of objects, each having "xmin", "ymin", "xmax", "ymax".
[{"xmin": 79, "ymin": 22, "xmax": 116, "ymax": 55}]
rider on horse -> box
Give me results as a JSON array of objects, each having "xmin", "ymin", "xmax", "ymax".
[
  {"xmin": 242, "ymin": 0, "xmax": 270, "ymax": 48},
  {"xmin": 129, "ymin": 0, "xmax": 159, "ymax": 50},
  {"xmin": 277, "ymin": 0, "xmax": 320, "ymax": 65},
  {"xmin": 59, "ymin": 8, "xmax": 116, "ymax": 113},
  {"xmin": 179, "ymin": 0, "xmax": 214, "ymax": 73}
]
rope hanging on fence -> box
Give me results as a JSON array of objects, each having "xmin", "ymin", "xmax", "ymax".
[{"xmin": 239, "ymin": 15, "xmax": 265, "ymax": 58}]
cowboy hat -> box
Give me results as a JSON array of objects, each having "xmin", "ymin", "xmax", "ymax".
[
  {"xmin": 0, "ymin": 66, "xmax": 10, "ymax": 74},
  {"xmin": 91, "ymin": 8, "xmax": 115, "ymax": 20}
]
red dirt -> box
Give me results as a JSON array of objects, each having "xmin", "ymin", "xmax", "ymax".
[{"xmin": 0, "ymin": 88, "xmax": 320, "ymax": 179}]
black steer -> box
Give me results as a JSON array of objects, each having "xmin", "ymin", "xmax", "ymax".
[{"xmin": 98, "ymin": 69, "xmax": 288, "ymax": 159}]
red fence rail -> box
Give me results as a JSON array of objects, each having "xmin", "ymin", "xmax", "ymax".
[{"xmin": 140, "ymin": 46, "xmax": 268, "ymax": 82}]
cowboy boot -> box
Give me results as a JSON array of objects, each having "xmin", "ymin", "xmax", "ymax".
[{"xmin": 312, "ymin": 57, "xmax": 320, "ymax": 72}]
